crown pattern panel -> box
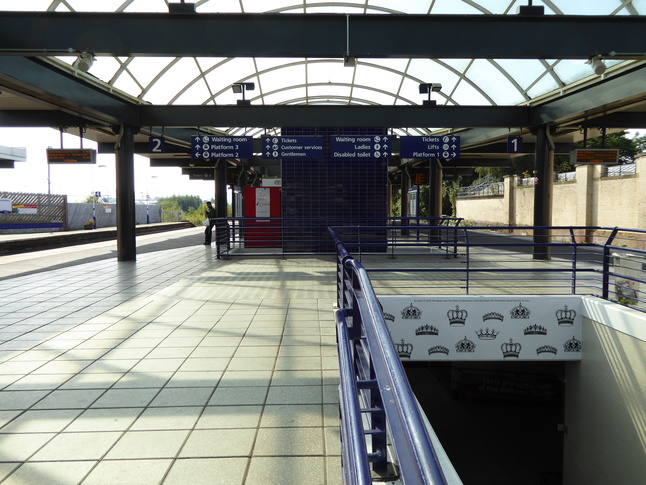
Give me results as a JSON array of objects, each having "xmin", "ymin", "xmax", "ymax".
[
  {"xmin": 377, "ymin": 296, "xmax": 582, "ymax": 361},
  {"xmin": 447, "ymin": 306, "xmax": 467, "ymax": 325}
]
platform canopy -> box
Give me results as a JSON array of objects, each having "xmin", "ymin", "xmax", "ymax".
[{"xmin": 0, "ymin": 1, "xmax": 644, "ymax": 153}]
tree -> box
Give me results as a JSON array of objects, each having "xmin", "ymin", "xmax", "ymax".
[
  {"xmin": 83, "ymin": 195, "xmax": 102, "ymax": 203},
  {"xmin": 442, "ymin": 179, "xmax": 462, "ymax": 216},
  {"xmin": 474, "ymin": 154, "xmax": 534, "ymax": 182},
  {"xmin": 577, "ymin": 130, "xmax": 639, "ymax": 164},
  {"xmin": 630, "ymin": 132, "xmax": 646, "ymax": 154},
  {"xmin": 157, "ymin": 195, "xmax": 204, "ymax": 213},
  {"xmin": 392, "ymin": 188, "xmax": 401, "ymax": 217},
  {"xmin": 156, "ymin": 198, "xmax": 182, "ymax": 212},
  {"xmin": 473, "ymin": 130, "xmax": 642, "ymax": 185}
]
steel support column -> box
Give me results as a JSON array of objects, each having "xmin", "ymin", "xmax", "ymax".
[
  {"xmin": 214, "ymin": 160, "xmax": 227, "ymax": 217},
  {"xmin": 400, "ymin": 166, "xmax": 409, "ymax": 235},
  {"xmin": 532, "ymin": 125, "xmax": 554, "ymax": 260},
  {"xmin": 116, "ymin": 124, "xmax": 137, "ymax": 261},
  {"xmin": 428, "ymin": 159, "xmax": 443, "ymax": 218},
  {"xmin": 428, "ymin": 159, "xmax": 443, "ymax": 247}
]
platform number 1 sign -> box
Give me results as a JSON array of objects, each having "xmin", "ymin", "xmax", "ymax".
[
  {"xmin": 149, "ymin": 137, "xmax": 166, "ymax": 153},
  {"xmin": 507, "ymin": 137, "xmax": 523, "ymax": 154}
]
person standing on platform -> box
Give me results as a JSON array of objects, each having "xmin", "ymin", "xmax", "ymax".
[{"xmin": 203, "ymin": 201, "xmax": 217, "ymax": 245}]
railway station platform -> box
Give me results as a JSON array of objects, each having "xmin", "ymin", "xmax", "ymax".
[
  {"xmin": 0, "ymin": 227, "xmax": 342, "ymax": 484},
  {"xmin": 1, "ymin": 225, "xmax": 645, "ymax": 485}
]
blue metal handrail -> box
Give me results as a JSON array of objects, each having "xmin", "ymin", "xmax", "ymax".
[
  {"xmin": 336, "ymin": 308, "xmax": 372, "ymax": 485},
  {"xmin": 330, "ymin": 223, "xmax": 645, "ymax": 484},
  {"xmin": 215, "ymin": 217, "xmax": 645, "ymax": 310},
  {"xmin": 330, "ymin": 227, "xmax": 447, "ymax": 485},
  {"xmin": 214, "ymin": 216, "xmax": 462, "ymax": 259},
  {"xmin": 333, "ymin": 224, "xmax": 646, "ymax": 311}
]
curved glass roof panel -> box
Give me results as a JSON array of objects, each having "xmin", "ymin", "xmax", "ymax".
[
  {"xmin": 10, "ymin": 0, "xmax": 645, "ymax": 16},
  {"xmin": 309, "ymin": 60, "xmax": 355, "ymax": 85},
  {"xmin": 5, "ymin": 1, "xmax": 645, "ymax": 135}
]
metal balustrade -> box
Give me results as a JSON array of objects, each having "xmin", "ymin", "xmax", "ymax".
[
  {"xmin": 331, "ymin": 224, "xmax": 646, "ymax": 311},
  {"xmin": 331, "ymin": 228, "xmax": 448, "ymax": 485},
  {"xmin": 555, "ymin": 171, "xmax": 576, "ymax": 182},
  {"xmin": 213, "ymin": 217, "xmax": 462, "ymax": 259},
  {"xmin": 328, "ymin": 223, "xmax": 645, "ymax": 484},
  {"xmin": 214, "ymin": 219, "xmax": 645, "ymax": 311},
  {"xmin": 604, "ymin": 163, "xmax": 636, "ymax": 177},
  {"xmin": 456, "ymin": 181, "xmax": 504, "ymax": 197},
  {"xmin": 209, "ymin": 219, "xmax": 646, "ymax": 483}
]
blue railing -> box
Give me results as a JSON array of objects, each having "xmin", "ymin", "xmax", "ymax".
[
  {"xmin": 329, "ymin": 224, "xmax": 645, "ymax": 484},
  {"xmin": 215, "ymin": 218, "xmax": 645, "ymax": 310},
  {"xmin": 330, "ymin": 227, "xmax": 448, "ymax": 485},
  {"xmin": 214, "ymin": 216, "xmax": 462, "ymax": 259},
  {"xmin": 331, "ymin": 224, "xmax": 646, "ymax": 311}
]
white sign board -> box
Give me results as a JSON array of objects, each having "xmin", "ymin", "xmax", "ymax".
[
  {"xmin": 378, "ymin": 295, "xmax": 582, "ymax": 361},
  {"xmin": 255, "ymin": 187, "xmax": 271, "ymax": 219},
  {"xmin": 0, "ymin": 198, "xmax": 11, "ymax": 214}
]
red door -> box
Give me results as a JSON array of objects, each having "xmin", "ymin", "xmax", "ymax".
[{"xmin": 244, "ymin": 187, "xmax": 281, "ymax": 247}]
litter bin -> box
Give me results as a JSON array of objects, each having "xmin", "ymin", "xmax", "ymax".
[{"xmin": 612, "ymin": 251, "xmax": 645, "ymax": 306}]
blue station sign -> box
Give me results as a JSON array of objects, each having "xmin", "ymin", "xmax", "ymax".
[
  {"xmin": 262, "ymin": 136, "xmax": 324, "ymax": 159},
  {"xmin": 149, "ymin": 136, "xmax": 166, "ymax": 153},
  {"xmin": 400, "ymin": 135, "xmax": 461, "ymax": 159},
  {"xmin": 191, "ymin": 135, "xmax": 253, "ymax": 159},
  {"xmin": 507, "ymin": 136, "xmax": 523, "ymax": 153},
  {"xmin": 330, "ymin": 135, "xmax": 391, "ymax": 159}
]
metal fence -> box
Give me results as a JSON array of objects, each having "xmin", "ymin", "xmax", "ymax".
[
  {"xmin": 213, "ymin": 216, "xmax": 463, "ymax": 259},
  {"xmin": 212, "ymin": 217, "xmax": 645, "ymax": 310},
  {"xmin": 0, "ymin": 191, "xmax": 67, "ymax": 231},
  {"xmin": 331, "ymin": 224, "xmax": 646, "ymax": 312},
  {"xmin": 604, "ymin": 163, "xmax": 636, "ymax": 177},
  {"xmin": 456, "ymin": 181, "xmax": 504, "ymax": 197},
  {"xmin": 555, "ymin": 171, "xmax": 576, "ymax": 182},
  {"xmin": 518, "ymin": 177, "xmax": 537, "ymax": 186}
]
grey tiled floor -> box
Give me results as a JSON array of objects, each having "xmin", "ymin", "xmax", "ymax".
[{"xmin": 0, "ymin": 228, "xmax": 341, "ymax": 484}]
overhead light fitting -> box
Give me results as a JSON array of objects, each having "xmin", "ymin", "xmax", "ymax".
[
  {"xmin": 343, "ymin": 55, "xmax": 356, "ymax": 68},
  {"xmin": 517, "ymin": 1, "xmax": 544, "ymax": 15},
  {"xmin": 232, "ymin": 82, "xmax": 255, "ymax": 106},
  {"xmin": 588, "ymin": 56, "xmax": 607, "ymax": 75},
  {"xmin": 72, "ymin": 52, "xmax": 94, "ymax": 72},
  {"xmin": 168, "ymin": 1, "xmax": 196, "ymax": 14},
  {"xmin": 419, "ymin": 83, "xmax": 442, "ymax": 106}
]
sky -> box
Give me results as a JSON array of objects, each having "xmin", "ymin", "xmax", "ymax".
[{"xmin": 0, "ymin": 127, "xmax": 217, "ymax": 202}]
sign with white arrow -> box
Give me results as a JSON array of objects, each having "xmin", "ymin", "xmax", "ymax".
[
  {"xmin": 400, "ymin": 136, "xmax": 461, "ymax": 159},
  {"xmin": 191, "ymin": 135, "xmax": 253, "ymax": 159},
  {"xmin": 330, "ymin": 135, "xmax": 391, "ymax": 159},
  {"xmin": 261, "ymin": 136, "xmax": 323, "ymax": 159}
]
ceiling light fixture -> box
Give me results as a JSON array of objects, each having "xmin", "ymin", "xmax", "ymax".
[
  {"xmin": 343, "ymin": 55, "xmax": 356, "ymax": 68},
  {"xmin": 72, "ymin": 52, "xmax": 94, "ymax": 72},
  {"xmin": 518, "ymin": 0, "xmax": 544, "ymax": 15},
  {"xmin": 588, "ymin": 56, "xmax": 607, "ymax": 75},
  {"xmin": 419, "ymin": 83, "xmax": 442, "ymax": 106},
  {"xmin": 168, "ymin": 1, "xmax": 196, "ymax": 14},
  {"xmin": 232, "ymin": 82, "xmax": 255, "ymax": 106}
]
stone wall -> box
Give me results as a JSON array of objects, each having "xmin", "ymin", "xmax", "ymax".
[{"xmin": 456, "ymin": 154, "xmax": 645, "ymax": 230}]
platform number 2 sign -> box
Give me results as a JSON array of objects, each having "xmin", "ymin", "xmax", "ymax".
[{"xmin": 149, "ymin": 137, "xmax": 166, "ymax": 153}]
